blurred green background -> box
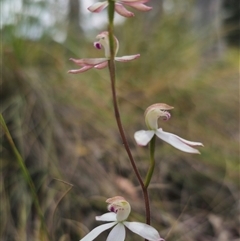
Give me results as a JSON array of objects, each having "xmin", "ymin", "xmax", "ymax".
[{"xmin": 1, "ymin": 0, "xmax": 239, "ymax": 241}]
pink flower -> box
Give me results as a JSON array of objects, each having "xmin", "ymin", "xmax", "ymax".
[
  {"xmin": 68, "ymin": 31, "xmax": 140, "ymax": 74},
  {"xmin": 134, "ymin": 103, "xmax": 204, "ymax": 154},
  {"xmin": 88, "ymin": 0, "xmax": 152, "ymax": 18}
]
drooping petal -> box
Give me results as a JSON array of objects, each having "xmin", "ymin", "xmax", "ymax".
[
  {"xmin": 123, "ymin": 2, "xmax": 152, "ymax": 11},
  {"xmin": 124, "ymin": 221, "xmax": 164, "ymax": 241},
  {"xmin": 106, "ymin": 223, "xmax": 126, "ymax": 241},
  {"xmin": 115, "ymin": 54, "xmax": 140, "ymax": 62},
  {"xmin": 115, "ymin": 3, "xmax": 135, "ymax": 17},
  {"xmin": 94, "ymin": 61, "xmax": 108, "ymax": 69},
  {"xmin": 68, "ymin": 66, "xmax": 93, "ymax": 74},
  {"xmin": 121, "ymin": 0, "xmax": 150, "ymax": 3},
  {"xmin": 79, "ymin": 222, "xmax": 117, "ymax": 241},
  {"xmin": 96, "ymin": 212, "xmax": 117, "ymax": 222},
  {"xmin": 88, "ymin": 1, "xmax": 109, "ymax": 13},
  {"xmin": 69, "ymin": 58, "xmax": 108, "ymax": 66},
  {"xmin": 134, "ymin": 130, "xmax": 155, "ymax": 146},
  {"xmin": 155, "ymin": 128, "xmax": 203, "ymax": 154}
]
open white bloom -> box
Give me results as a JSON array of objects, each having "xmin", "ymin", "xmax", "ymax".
[
  {"xmin": 134, "ymin": 103, "xmax": 203, "ymax": 154},
  {"xmin": 80, "ymin": 196, "xmax": 164, "ymax": 241}
]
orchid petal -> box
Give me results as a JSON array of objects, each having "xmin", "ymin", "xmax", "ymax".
[
  {"xmin": 96, "ymin": 212, "xmax": 117, "ymax": 222},
  {"xmin": 69, "ymin": 58, "xmax": 108, "ymax": 66},
  {"xmin": 68, "ymin": 66, "xmax": 93, "ymax": 74},
  {"xmin": 106, "ymin": 223, "xmax": 126, "ymax": 241},
  {"xmin": 156, "ymin": 128, "xmax": 203, "ymax": 154},
  {"xmin": 79, "ymin": 222, "xmax": 117, "ymax": 241},
  {"xmin": 94, "ymin": 61, "xmax": 108, "ymax": 69},
  {"xmin": 134, "ymin": 130, "xmax": 155, "ymax": 146},
  {"xmin": 88, "ymin": 1, "xmax": 109, "ymax": 13},
  {"xmin": 123, "ymin": 2, "xmax": 152, "ymax": 11},
  {"xmin": 124, "ymin": 221, "xmax": 164, "ymax": 241},
  {"xmin": 115, "ymin": 54, "xmax": 140, "ymax": 62},
  {"xmin": 115, "ymin": 3, "xmax": 135, "ymax": 17},
  {"xmin": 121, "ymin": 0, "xmax": 150, "ymax": 3}
]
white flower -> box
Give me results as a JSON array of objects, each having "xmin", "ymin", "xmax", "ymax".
[
  {"xmin": 79, "ymin": 196, "xmax": 164, "ymax": 241},
  {"xmin": 134, "ymin": 103, "xmax": 203, "ymax": 154}
]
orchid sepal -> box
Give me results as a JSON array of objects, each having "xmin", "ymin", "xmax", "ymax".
[
  {"xmin": 123, "ymin": 1, "xmax": 152, "ymax": 11},
  {"xmin": 155, "ymin": 128, "xmax": 204, "ymax": 154},
  {"xmin": 87, "ymin": 1, "xmax": 108, "ymax": 13},
  {"xmin": 69, "ymin": 58, "xmax": 108, "ymax": 66},
  {"xmin": 107, "ymin": 223, "xmax": 126, "ymax": 241},
  {"xmin": 96, "ymin": 212, "xmax": 117, "ymax": 222},
  {"xmin": 134, "ymin": 130, "xmax": 155, "ymax": 146},
  {"xmin": 79, "ymin": 222, "xmax": 117, "ymax": 241},
  {"xmin": 94, "ymin": 62, "xmax": 109, "ymax": 69},
  {"xmin": 124, "ymin": 221, "xmax": 165, "ymax": 241},
  {"xmin": 115, "ymin": 54, "xmax": 140, "ymax": 62},
  {"xmin": 115, "ymin": 3, "xmax": 135, "ymax": 17},
  {"xmin": 68, "ymin": 66, "xmax": 93, "ymax": 74}
]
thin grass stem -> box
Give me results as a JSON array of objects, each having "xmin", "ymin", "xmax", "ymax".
[
  {"xmin": 50, "ymin": 178, "xmax": 73, "ymax": 239},
  {"xmin": 0, "ymin": 114, "xmax": 51, "ymax": 240}
]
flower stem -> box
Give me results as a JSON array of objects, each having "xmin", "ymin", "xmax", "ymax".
[
  {"xmin": 108, "ymin": 0, "xmax": 115, "ymax": 61},
  {"xmin": 107, "ymin": 0, "xmax": 151, "ymax": 227},
  {"xmin": 0, "ymin": 114, "xmax": 51, "ymax": 240},
  {"xmin": 107, "ymin": 56, "xmax": 151, "ymax": 226},
  {"xmin": 144, "ymin": 135, "xmax": 156, "ymax": 188}
]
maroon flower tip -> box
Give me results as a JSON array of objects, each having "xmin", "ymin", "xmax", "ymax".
[
  {"xmin": 163, "ymin": 112, "xmax": 171, "ymax": 121},
  {"xmin": 94, "ymin": 42, "xmax": 102, "ymax": 50},
  {"xmin": 107, "ymin": 204, "xmax": 118, "ymax": 213}
]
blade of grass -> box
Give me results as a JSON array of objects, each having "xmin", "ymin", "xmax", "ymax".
[
  {"xmin": 49, "ymin": 178, "xmax": 73, "ymax": 240},
  {"xmin": 0, "ymin": 114, "xmax": 51, "ymax": 240}
]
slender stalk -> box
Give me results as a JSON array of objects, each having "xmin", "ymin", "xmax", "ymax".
[
  {"xmin": 144, "ymin": 135, "xmax": 156, "ymax": 188},
  {"xmin": 107, "ymin": 0, "xmax": 151, "ymax": 226},
  {"xmin": 50, "ymin": 178, "xmax": 73, "ymax": 239},
  {"xmin": 107, "ymin": 56, "xmax": 151, "ymax": 225},
  {"xmin": 0, "ymin": 114, "xmax": 51, "ymax": 240}
]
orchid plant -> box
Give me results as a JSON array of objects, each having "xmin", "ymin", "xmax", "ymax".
[{"xmin": 68, "ymin": 0, "xmax": 204, "ymax": 240}]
